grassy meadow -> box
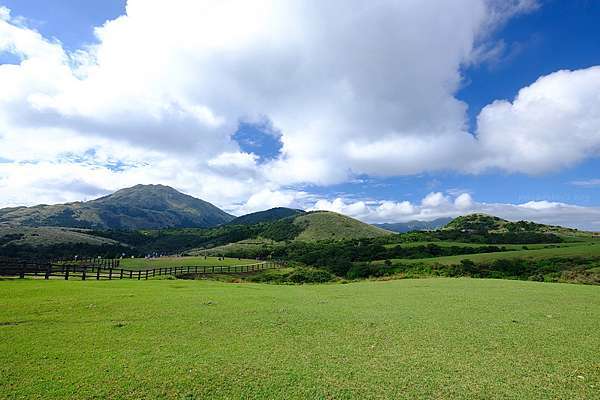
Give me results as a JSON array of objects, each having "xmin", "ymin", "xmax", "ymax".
[
  {"xmin": 119, "ymin": 256, "xmax": 258, "ymax": 269},
  {"xmin": 384, "ymin": 242, "xmax": 600, "ymax": 266},
  {"xmin": 1, "ymin": 278, "xmax": 599, "ymax": 399}
]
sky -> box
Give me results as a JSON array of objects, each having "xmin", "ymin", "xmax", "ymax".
[{"xmin": 1, "ymin": 0, "xmax": 600, "ymax": 229}]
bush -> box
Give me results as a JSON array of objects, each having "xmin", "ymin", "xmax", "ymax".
[
  {"xmin": 346, "ymin": 263, "xmax": 393, "ymax": 279},
  {"xmin": 288, "ymin": 267, "xmax": 335, "ymax": 283}
]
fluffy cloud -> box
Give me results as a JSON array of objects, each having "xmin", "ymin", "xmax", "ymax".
[
  {"xmin": 474, "ymin": 67, "xmax": 600, "ymax": 173},
  {"xmin": 311, "ymin": 192, "xmax": 600, "ymax": 230},
  {"xmin": 0, "ymin": 1, "xmax": 599, "ymax": 216}
]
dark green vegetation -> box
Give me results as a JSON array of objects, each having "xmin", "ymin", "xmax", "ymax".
[
  {"xmin": 375, "ymin": 217, "xmax": 453, "ymax": 233},
  {"xmin": 445, "ymin": 213, "xmax": 579, "ymax": 235},
  {"xmin": 0, "ymin": 209, "xmax": 389, "ymax": 259},
  {"xmin": 2, "ymin": 203, "xmax": 599, "ymax": 286},
  {"xmin": 227, "ymin": 207, "xmax": 304, "ymax": 225},
  {"xmin": 0, "ymin": 184, "xmax": 234, "ymax": 230},
  {"xmin": 1, "ymin": 278, "xmax": 598, "ymax": 399}
]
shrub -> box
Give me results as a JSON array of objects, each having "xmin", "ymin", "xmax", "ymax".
[
  {"xmin": 346, "ymin": 263, "xmax": 393, "ymax": 279},
  {"xmin": 288, "ymin": 267, "xmax": 335, "ymax": 283}
]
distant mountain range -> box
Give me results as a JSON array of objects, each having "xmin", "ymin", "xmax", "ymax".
[
  {"xmin": 228, "ymin": 207, "xmax": 305, "ymax": 225},
  {"xmin": 374, "ymin": 218, "xmax": 453, "ymax": 233},
  {"xmin": 0, "ymin": 184, "xmax": 234, "ymax": 230}
]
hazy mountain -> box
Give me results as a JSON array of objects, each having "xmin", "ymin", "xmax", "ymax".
[
  {"xmin": 229, "ymin": 207, "xmax": 305, "ymax": 225},
  {"xmin": 374, "ymin": 218, "xmax": 453, "ymax": 233},
  {"xmin": 0, "ymin": 184, "xmax": 234, "ymax": 230}
]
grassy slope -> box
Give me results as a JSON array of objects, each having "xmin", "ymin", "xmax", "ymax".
[
  {"xmin": 119, "ymin": 256, "xmax": 258, "ymax": 269},
  {"xmin": 0, "ymin": 226, "xmax": 120, "ymax": 247},
  {"xmin": 383, "ymin": 241, "xmax": 591, "ymax": 250},
  {"xmin": 293, "ymin": 211, "xmax": 392, "ymax": 241},
  {"xmin": 383, "ymin": 242, "xmax": 600, "ymax": 265},
  {"xmin": 1, "ymin": 278, "xmax": 598, "ymax": 399},
  {"xmin": 190, "ymin": 238, "xmax": 277, "ymax": 256}
]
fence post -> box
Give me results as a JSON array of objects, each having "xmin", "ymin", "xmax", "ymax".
[
  {"xmin": 152, "ymin": 269, "xmax": 156, "ymax": 277},
  {"xmin": 96, "ymin": 267, "xmax": 101, "ymax": 280},
  {"xmin": 145, "ymin": 270, "xmax": 149, "ymax": 280},
  {"xmin": 109, "ymin": 268, "xmax": 113, "ymax": 280},
  {"xmin": 19, "ymin": 262, "xmax": 26, "ymax": 279},
  {"xmin": 82, "ymin": 266, "xmax": 86, "ymax": 281},
  {"xmin": 129, "ymin": 270, "xmax": 133, "ymax": 279},
  {"xmin": 120, "ymin": 269, "xmax": 124, "ymax": 279},
  {"xmin": 65, "ymin": 266, "xmax": 69, "ymax": 281},
  {"xmin": 138, "ymin": 270, "xmax": 141, "ymax": 280},
  {"xmin": 45, "ymin": 263, "xmax": 51, "ymax": 280}
]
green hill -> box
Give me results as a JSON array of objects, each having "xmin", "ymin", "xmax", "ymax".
[
  {"xmin": 0, "ymin": 226, "xmax": 131, "ymax": 259},
  {"xmin": 228, "ymin": 207, "xmax": 305, "ymax": 225},
  {"xmin": 293, "ymin": 211, "xmax": 392, "ymax": 241},
  {"xmin": 0, "ymin": 184, "xmax": 234, "ymax": 230},
  {"xmin": 444, "ymin": 213, "xmax": 580, "ymax": 235}
]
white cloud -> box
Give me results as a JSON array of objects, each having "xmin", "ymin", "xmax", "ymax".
[
  {"xmin": 571, "ymin": 179, "xmax": 600, "ymax": 188},
  {"xmin": 454, "ymin": 193, "xmax": 474, "ymax": 209},
  {"xmin": 0, "ymin": 1, "xmax": 599, "ymax": 220},
  {"xmin": 309, "ymin": 192, "xmax": 600, "ymax": 230},
  {"xmin": 474, "ymin": 67, "xmax": 600, "ymax": 173}
]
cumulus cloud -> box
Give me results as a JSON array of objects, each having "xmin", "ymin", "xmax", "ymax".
[
  {"xmin": 0, "ymin": 1, "xmax": 599, "ymax": 216},
  {"xmin": 474, "ymin": 67, "xmax": 600, "ymax": 173}
]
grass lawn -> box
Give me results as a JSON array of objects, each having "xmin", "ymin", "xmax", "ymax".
[
  {"xmin": 1, "ymin": 278, "xmax": 599, "ymax": 399},
  {"xmin": 384, "ymin": 242, "xmax": 600, "ymax": 266},
  {"xmin": 383, "ymin": 241, "xmax": 583, "ymax": 250},
  {"xmin": 119, "ymin": 256, "xmax": 258, "ymax": 269}
]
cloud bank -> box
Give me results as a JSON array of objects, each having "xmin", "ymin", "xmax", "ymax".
[
  {"xmin": 0, "ymin": 1, "xmax": 599, "ymax": 227},
  {"xmin": 311, "ymin": 192, "xmax": 600, "ymax": 230}
]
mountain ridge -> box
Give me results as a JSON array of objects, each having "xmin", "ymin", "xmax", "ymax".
[
  {"xmin": 0, "ymin": 184, "xmax": 234, "ymax": 230},
  {"xmin": 228, "ymin": 207, "xmax": 305, "ymax": 225}
]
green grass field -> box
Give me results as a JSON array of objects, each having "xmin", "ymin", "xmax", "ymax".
[
  {"xmin": 1, "ymin": 278, "xmax": 598, "ymax": 399},
  {"xmin": 383, "ymin": 242, "xmax": 600, "ymax": 266},
  {"xmin": 119, "ymin": 256, "xmax": 259, "ymax": 269},
  {"xmin": 383, "ymin": 241, "xmax": 586, "ymax": 250}
]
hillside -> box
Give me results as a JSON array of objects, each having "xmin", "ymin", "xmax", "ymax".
[
  {"xmin": 444, "ymin": 213, "xmax": 580, "ymax": 235},
  {"xmin": 0, "ymin": 184, "xmax": 234, "ymax": 230},
  {"xmin": 375, "ymin": 217, "xmax": 452, "ymax": 233},
  {"xmin": 0, "ymin": 226, "xmax": 131, "ymax": 259},
  {"xmin": 228, "ymin": 207, "xmax": 305, "ymax": 225},
  {"xmin": 293, "ymin": 211, "xmax": 392, "ymax": 241}
]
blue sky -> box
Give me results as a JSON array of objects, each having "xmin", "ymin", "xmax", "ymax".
[{"xmin": 1, "ymin": 1, "xmax": 600, "ymax": 228}]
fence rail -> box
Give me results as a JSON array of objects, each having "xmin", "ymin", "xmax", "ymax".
[{"xmin": 0, "ymin": 260, "xmax": 281, "ymax": 281}]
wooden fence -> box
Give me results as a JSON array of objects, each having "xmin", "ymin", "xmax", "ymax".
[{"xmin": 0, "ymin": 260, "xmax": 280, "ymax": 281}]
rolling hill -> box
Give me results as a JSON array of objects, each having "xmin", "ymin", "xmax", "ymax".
[
  {"xmin": 444, "ymin": 213, "xmax": 580, "ymax": 235},
  {"xmin": 228, "ymin": 207, "xmax": 305, "ymax": 225},
  {"xmin": 293, "ymin": 211, "xmax": 393, "ymax": 241},
  {"xmin": 0, "ymin": 184, "xmax": 234, "ymax": 230},
  {"xmin": 0, "ymin": 225, "xmax": 132, "ymax": 259}
]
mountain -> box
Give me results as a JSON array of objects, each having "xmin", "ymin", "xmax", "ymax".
[
  {"xmin": 375, "ymin": 217, "xmax": 453, "ymax": 233},
  {"xmin": 0, "ymin": 184, "xmax": 234, "ymax": 230},
  {"xmin": 292, "ymin": 211, "xmax": 393, "ymax": 241},
  {"xmin": 229, "ymin": 207, "xmax": 305, "ymax": 225}
]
